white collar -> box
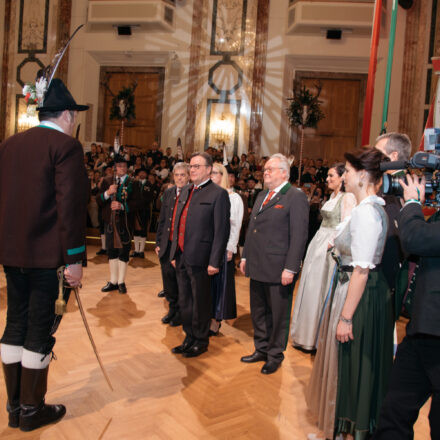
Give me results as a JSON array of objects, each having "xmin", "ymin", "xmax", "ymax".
[
  {"xmin": 357, "ymin": 194, "xmax": 385, "ymax": 206},
  {"xmin": 268, "ymin": 180, "xmax": 289, "ymax": 194},
  {"xmin": 39, "ymin": 120, "xmax": 64, "ymax": 133}
]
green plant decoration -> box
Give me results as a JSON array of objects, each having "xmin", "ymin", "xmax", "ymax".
[
  {"xmin": 286, "ymin": 81, "xmax": 325, "ymax": 185},
  {"xmin": 109, "ymin": 84, "xmax": 137, "ymax": 122}
]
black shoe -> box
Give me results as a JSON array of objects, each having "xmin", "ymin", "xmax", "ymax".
[
  {"xmin": 240, "ymin": 351, "xmax": 267, "ymax": 363},
  {"xmin": 130, "ymin": 251, "xmax": 138, "ymax": 258},
  {"xmin": 169, "ymin": 314, "xmax": 182, "ymax": 327},
  {"xmin": 101, "ymin": 282, "xmax": 118, "ymax": 292},
  {"xmin": 19, "ymin": 366, "xmax": 66, "ymax": 432},
  {"xmin": 118, "ymin": 283, "xmax": 127, "ymax": 294},
  {"xmin": 138, "ymin": 252, "xmax": 145, "ymax": 259},
  {"xmin": 96, "ymin": 249, "xmax": 107, "ymax": 255},
  {"xmin": 261, "ymin": 360, "xmax": 281, "ymax": 375},
  {"xmin": 171, "ymin": 339, "xmax": 194, "ymax": 354},
  {"xmin": 157, "ymin": 290, "xmax": 166, "ymax": 298},
  {"xmin": 161, "ymin": 311, "xmax": 175, "ymax": 324},
  {"xmin": 20, "ymin": 401, "xmax": 66, "ymax": 432},
  {"xmin": 2, "ymin": 362, "xmax": 21, "ymax": 428},
  {"xmin": 183, "ymin": 344, "xmax": 208, "ymax": 358}
]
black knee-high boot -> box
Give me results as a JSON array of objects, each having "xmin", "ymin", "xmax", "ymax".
[
  {"xmin": 2, "ymin": 362, "xmax": 21, "ymax": 428},
  {"xmin": 19, "ymin": 366, "xmax": 66, "ymax": 432}
]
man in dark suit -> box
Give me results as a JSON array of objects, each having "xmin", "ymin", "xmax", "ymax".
[
  {"xmin": 375, "ymin": 132, "xmax": 412, "ymax": 290},
  {"xmin": 373, "ymin": 174, "xmax": 440, "ymax": 439},
  {"xmin": 240, "ymin": 153, "xmax": 309, "ymax": 374},
  {"xmin": 132, "ymin": 167, "xmax": 153, "ymax": 258},
  {"xmin": 155, "ymin": 162, "xmax": 190, "ymax": 326},
  {"xmin": 97, "ymin": 156, "xmax": 141, "ymax": 294},
  {"xmin": 0, "ymin": 79, "xmax": 89, "ymax": 431},
  {"xmin": 170, "ymin": 152, "xmax": 230, "ymax": 358}
]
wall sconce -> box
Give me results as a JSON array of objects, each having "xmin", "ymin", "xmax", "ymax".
[
  {"xmin": 211, "ymin": 113, "xmax": 234, "ymax": 145},
  {"xmin": 17, "ymin": 105, "xmax": 39, "ymax": 132}
]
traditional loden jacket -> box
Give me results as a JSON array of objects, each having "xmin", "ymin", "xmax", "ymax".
[{"xmin": 0, "ymin": 126, "xmax": 89, "ymax": 267}]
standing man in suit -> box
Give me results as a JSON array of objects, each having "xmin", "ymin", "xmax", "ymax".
[
  {"xmin": 373, "ymin": 175, "xmax": 440, "ymax": 439},
  {"xmin": 0, "ymin": 79, "xmax": 89, "ymax": 431},
  {"xmin": 155, "ymin": 162, "xmax": 190, "ymax": 326},
  {"xmin": 240, "ymin": 153, "xmax": 309, "ymax": 374},
  {"xmin": 374, "ymin": 132, "xmax": 412, "ymax": 290},
  {"xmin": 170, "ymin": 152, "xmax": 230, "ymax": 358},
  {"xmin": 132, "ymin": 168, "xmax": 153, "ymax": 258},
  {"xmin": 98, "ymin": 156, "xmax": 141, "ymax": 294}
]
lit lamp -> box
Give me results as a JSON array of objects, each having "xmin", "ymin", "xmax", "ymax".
[
  {"xmin": 211, "ymin": 113, "xmax": 233, "ymax": 144},
  {"xmin": 17, "ymin": 104, "xmax": 39, "ymax": 132}
]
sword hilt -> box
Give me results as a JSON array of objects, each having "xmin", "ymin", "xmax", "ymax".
[{"xmin": 55, "ymin": 266, "xmax": 66, "ymax": 316}]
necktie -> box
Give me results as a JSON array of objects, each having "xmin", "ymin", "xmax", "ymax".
[{"xmin": 262, "ymin": 190, "xmax": 275, "ymax": 208}]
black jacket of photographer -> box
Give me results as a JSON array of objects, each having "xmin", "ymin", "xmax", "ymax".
[{"xmin": 398, "ymin": 203, "xmax": 440, "ymax": 337}]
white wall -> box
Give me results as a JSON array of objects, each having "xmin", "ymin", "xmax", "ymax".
[
  {"xmin": 261, "ymin": 0, "xmax": 407, "ymax": 156},
  {"xmin": 68, "ymin": 0, "xmax": 194, "ymax": 150}
]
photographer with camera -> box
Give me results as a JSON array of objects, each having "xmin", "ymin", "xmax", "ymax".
[
  {"xmin": 374, "ymin": 132, "xmax": 412, "ymax": 290},
  {"xmin": 373, "ymin": 173, "xmax": 440, "ymax": 439}
]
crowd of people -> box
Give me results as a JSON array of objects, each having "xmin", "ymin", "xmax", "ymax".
[
  {"xmin": 85, "ymin": 141, "xmax": 340, "ymax": 261},
  {"xmin": 0, "ymin": 76, "xmax": 438, "ymax": 440},
  {"xmin": 81, "ymin": 133, "xmax": 437, "ymax": 439}
]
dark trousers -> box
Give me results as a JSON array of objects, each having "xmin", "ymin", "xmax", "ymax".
[
  {"xmin": 373, "ymin": 335, "xmax": 440, "ymax": 440},
  {"xmin": 106, "ymin": 223, "xmax": 131, "ymax": 262},
  {"xmin": 134, "ymin": 209, "xmax": 150, "ymax": 238},
  {"xmin": 250, "ymin": 279, "xmax": 296, "ymax": 363},
  {"xmin": 0, "ymin": 266, "xmax": 58, "ymax": 355},
  {"xmin": 160, "ymin": 242, "xmax": 179, "ymax": 314},
  {"xmin": 175, "ymin": 253, "xmax": 211, "ymax": 346}
]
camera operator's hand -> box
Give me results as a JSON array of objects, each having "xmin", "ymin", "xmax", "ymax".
[{"xmin": 400, "ymin": 174, "xmax": 426, "ymax": 204}]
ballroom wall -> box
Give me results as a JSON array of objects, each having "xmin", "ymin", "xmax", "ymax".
[{"xmin": 0, "ymin": 1, "xmax": 432, "ymax": 156}]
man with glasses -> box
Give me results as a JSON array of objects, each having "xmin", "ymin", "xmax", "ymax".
[
  {"xmin": 155, "ymin": 162, "xmax": 190, "ymax": 326},
  {"xmin": 240, "ymin": 153, "xmax": 309, "ymax": 374},
  {"xmin": 169, "ymin": 152, "xmax": 230, "ymax": 358}
]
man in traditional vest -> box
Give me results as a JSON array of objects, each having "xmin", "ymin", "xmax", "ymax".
[
  {"xmin": 98, "ymin": 155, "xmax": 141, "ymax": 294},
  {"xmin": 0, "ymin": 78, "xmax": 89, "ymax": 431}
]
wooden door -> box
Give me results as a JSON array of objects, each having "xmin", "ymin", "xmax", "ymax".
[
  {"xmin": 101, "ymin": 71, "xmax": 162, "ymax": 150},
  {"xmin": 292, "ymin": 73, "xmax": 366, "ymax": 162}
]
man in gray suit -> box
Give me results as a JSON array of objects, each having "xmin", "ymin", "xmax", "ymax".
[{"xmin": 240, "ymin": 153, "xmax": 309, "ymax": 374}]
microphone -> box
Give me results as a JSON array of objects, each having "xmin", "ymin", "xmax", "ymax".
[{"xmin": 380, "ymin": 160, "xmax": 407, "ymax": 171}]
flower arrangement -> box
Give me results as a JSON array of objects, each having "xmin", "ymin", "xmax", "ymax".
[
  {"xmin": 109, "ymin": 84, "xmax": 137, "ymax": 122},
  {"xmin": 286, "ymin": 81, "xmax": 325, "ymax": 185},
  {"xmin": 22, "ymin": 77, "xmax": 48, "ymax": 107}
]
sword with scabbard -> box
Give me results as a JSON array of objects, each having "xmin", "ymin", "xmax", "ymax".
[{"xmin": 55, "ymin": 266, "xmax": 114, "ymax": 391}]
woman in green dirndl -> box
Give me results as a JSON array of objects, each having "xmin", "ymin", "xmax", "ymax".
[{"xmin": 333, "ymin": 148, "xmax": 394, "ymax": 439}]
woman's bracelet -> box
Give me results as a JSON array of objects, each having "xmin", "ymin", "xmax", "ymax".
[{"xmin": 339, "ymin": 315, "xmax": 352, "ymax": 325}]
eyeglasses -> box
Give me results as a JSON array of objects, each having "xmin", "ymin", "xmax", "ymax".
[
  {"xmin": 189, "ymin": 164, "xmax": 209, "ymax": 170},
  {"xmin": 263, "ymin": 167, "xmax": 282, "ymax": 174}
]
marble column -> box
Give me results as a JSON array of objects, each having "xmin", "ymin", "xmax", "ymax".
[
  {"xmin": 399, "ymin": 0, "xmax": 431, "ymax": 149},
  {"xmin": 184, "ymin": 0, "xmax": 207, "ymax": 154},
  {"xmin": 56, "ymin": 0, "xmax": 72, "ymax": 84},
  {"xmin": 0, "ymin": 0, "xmax": 12, "ymax": 141},
  {"xmin": 248, "ymin": 0, "xmax": 270, "ymax": 157}
]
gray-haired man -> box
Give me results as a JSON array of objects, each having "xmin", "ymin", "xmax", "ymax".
[{"xmin": 240, "ymin": 153, "xmax": 309, "ymax": 374}]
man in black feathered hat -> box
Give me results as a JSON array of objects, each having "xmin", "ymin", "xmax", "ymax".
[
  {"xmin": 131, "ymin": 167, "xmax": 153, "ymax": 258},
  {"xmin": 97, "ymin": 155, "xmax": 141, "ymax": 293},
  {"xmin": 0, "ymin": 78, "xmax": 89, "ymax": 431}
]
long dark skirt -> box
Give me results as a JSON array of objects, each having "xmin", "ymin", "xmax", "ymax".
[
  {"xmin": 335, "ymin": 270, "xmax": 394, "ymax": 439},
  {"xmin": 211, "ymin": 256, "xmax": 237, "ymax": 320}
]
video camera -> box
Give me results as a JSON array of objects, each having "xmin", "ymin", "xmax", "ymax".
[{"xmin": 380, "ymin": 151, "xmax": 440, "ymax": 207}]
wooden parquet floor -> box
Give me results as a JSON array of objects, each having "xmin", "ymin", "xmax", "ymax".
[{"xmin": 0, "ymin": 246, "xmax": 430, "ymax": 439}]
